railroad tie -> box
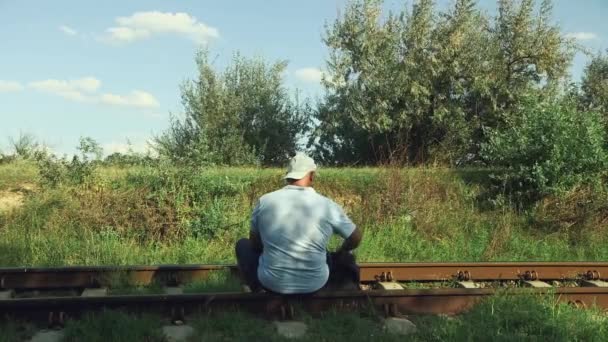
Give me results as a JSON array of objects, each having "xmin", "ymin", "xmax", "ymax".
[
  {"xmin": 522, "ymin": 280, "xmax": 552, "ymax": 288},
  {"xmin": 164, "ymin": 286, "xmax": 184, "ymax": 295},
  {"xmin": 376, "ymin": 282, "xmax": 404, "ymax": 318},
  {"xmin": 456, "ymin": 281, "xmax": 480, "ymax": 289},
  {"xmin": 581, "ymin": 280, "xmax": 608, "ymax": 287},
  {"xmin": 377, "ymin": 282, "xmax": 404, "ymax": 290},
  {"xmin": 0, "ymin": 289, "xmax": 14, "ymax": 300},
  {"xmin": 81, "ymin": 288, "xmax": 108, "ymax": 297}
]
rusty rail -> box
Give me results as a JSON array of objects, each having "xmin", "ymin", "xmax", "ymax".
[
  {"xmin": 2, "ymin": 262, "xmax": 608, "ymax": 325},
  {"xmin": 1, "ymin": 262, "xmax": 607, "ymax": 289},
  {"xmin": 1, "ymin": 287, "xmax": 607, "ymax": 324}
]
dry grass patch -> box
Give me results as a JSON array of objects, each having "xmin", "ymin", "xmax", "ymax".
[{"xmin": 0, "ymin": 190, "xmax": 24, "ymax": 213}]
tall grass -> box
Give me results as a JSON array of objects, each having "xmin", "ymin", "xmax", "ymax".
[{"xmin": 1, "ymin": 163, "xmax": 607, "ymax": 266}]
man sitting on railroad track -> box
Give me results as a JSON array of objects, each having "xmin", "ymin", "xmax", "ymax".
[{"xmin": 235, "ymin": 153, "xmax": 363, "ymax": 294}]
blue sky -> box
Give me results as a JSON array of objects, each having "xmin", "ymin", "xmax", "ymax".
[{"xmin": 0, "ymin": 0, "xmax": 606, "ymax": 155}]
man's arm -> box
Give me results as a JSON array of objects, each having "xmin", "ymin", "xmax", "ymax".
[
  {"xmin": 337, "ymin": 227, "xmax": 362, "ymax": 253},
  {"xmin": 328, "ymin": 200, "xmax": 362, "ymax": 253}
]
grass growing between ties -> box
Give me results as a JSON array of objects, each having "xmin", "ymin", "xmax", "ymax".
[
  {"xmin": 51, "ymin": 295, "xmax": 608, "ymax": 341},
  {"xmin": 62, "ymin": 311, "xmax": 166, "ymax": 342},
  {"xmin": 183, "ymin": 269, "xmax": 242, "ymax": 293},
  {"xmin": 187, "ymin": 294, "xmax": 608, "ymax": 341}
]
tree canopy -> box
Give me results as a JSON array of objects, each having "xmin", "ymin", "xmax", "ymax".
[
  {"xmin": 155, "ymin": 50, "xmax": 309, "ymax": 166},
  {"xmin": 310, "ymin": 0, "xmax": 574, "ymax": 165}
]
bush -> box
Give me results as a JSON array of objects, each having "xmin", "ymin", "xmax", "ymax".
[
  {"xmin": 9, "ymin": 133, "xmax": 39, "ymax": 160},
  {"xmin": 482, "ymin": 99, "xmax": 608, "ymax": 205},
  {"xmin": 34, "ymin": 137, "xmax": 102, "ymax": 187},
  {"xmin": 103, "ymin": 152, "xmax": 156, "ymax": 167},
  {"xmin": 34, "ymin": 151, "xmax": 68, "ymax": 187}
]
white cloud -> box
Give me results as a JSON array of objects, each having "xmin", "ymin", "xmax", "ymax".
[
  {"xmin": 0, "ymin": 80, "xmax": 24, "ymax": 92},
  {"xmin": 103, "ymin": 11, "xmax": 219, "ymax": 44},
  {"xmin": 565, "ymin": 32, "xmax": 598, "ymax": 41},
  {"xmin": 59, "ymin": 25, "xmax": 77, "ymax": 36},
  {"xmin": 29, "ymin": 77, "xmax": 101, "ymax": 102},
  {"xmin": 100, "ymin": 90, "xmax": 160, "ymax": 109},
  {"xmin": 105, "ymin": 27, "xmax": 150, "ymax": 43},
  {"xmin": 28, "ymin": 77, "xmax": 159, "ymax": 109},
  {"xmin": 295, "ymin": 68, "xmax": 325, "ymax": 83}
]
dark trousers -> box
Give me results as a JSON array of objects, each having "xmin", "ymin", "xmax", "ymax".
[
  {"xmin": 235, "ymin": 238, "xmax": 359, "ymax": 294},
  {"xmin": 235, "ymin": 238, "xmax": 264, "ymax": 291}
]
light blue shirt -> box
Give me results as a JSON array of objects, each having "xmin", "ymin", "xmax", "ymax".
[{"xmin": 251, "ymin": 185, "xmax": 356, "ymax": 294}]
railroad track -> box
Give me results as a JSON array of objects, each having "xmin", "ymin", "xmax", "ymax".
[{"xmin": 1, "ymin": 262, "xmax": 608, "ymax": 326}]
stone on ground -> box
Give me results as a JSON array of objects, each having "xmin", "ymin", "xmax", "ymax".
[
  {"xmin": 81, "ymin": 288, "xmax": 108, "ymax": 297},
  {"xmin": 29, "ymin": 330, "xmax": 64, "ymax": 342},
  {"xmin": 384, "ymin": 317, "xmax": 417, "ymax": 335},
  {"xmin": 274, "ymin": 321, "xmax": 308, "ymax": 339},
  {"xmin": 162, "ymin": 325, "xmax": 195, "ymax": 342},
  {"xmin": 163, "ymin": 286, "xmax": 184, "ymax": 295},
  {"xmin": 0, "ymin": 290, "xmax": 14, "ymax": 299}
]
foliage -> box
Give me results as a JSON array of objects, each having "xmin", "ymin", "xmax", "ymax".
[
  {"xmin": 104, "ymin": 152, "xmax": 156, "ymax": 166},
  {"xmin": 67, "ymin": 136, "xmax": 103, "ymax": 184},
  {"xmin": 581, "ymin": 50, "xmax": 608, "ymax": 123},
  {"xmin": 312, "ymin": 0, "xmax": 574, "ymax": 165},
  {"xmin": 34, "ymin": 136, "xmax": 103, "ymax": 187},
  {"xmin": 8, "ymin": 132, "xmax": 40, "ymax": 160},
  {"xmin": 0, "ymin": 148, "xmax": 13, "ymax": 165},
  {"xmin": 155, "ymin": 50, "xmax": 310, "ymax": 166},
  {"xmin": 2, "ymin": 164, "xmax": 608, "ymax": 267},
  {"xmin": 482, "ymin": 98, "xmax": 608, "ymax": 204},
  {"xmin": 102, "ymin": 140, "xmax": 158, "ymax": 167},
  {"xmin": 34, "ymin": 150, "xmax": 67, "ymax": 187}
]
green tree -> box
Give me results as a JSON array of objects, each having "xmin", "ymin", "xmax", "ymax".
[
  {"xmin": 581, "ymin": 51, "xmax": 608, "ymax": 124},
  {"xmin": 314, "ymin": 0, "xmax": 432, "ymax": 164},
  {"xmin": 156, "ymin": 50, "xmax": 309, "ymax": 166},
  {"xmin": 312, "ymin": 0, "xmax": 575, "ymax": 165}
]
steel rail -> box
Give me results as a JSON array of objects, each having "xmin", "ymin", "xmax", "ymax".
[
  {"xmin": 1, "ymin": 288, "xmax": 607, "ymax": 323},
  {"xmin": 1, "ymin": 262, "xmax": 607, "ymax": 289}
]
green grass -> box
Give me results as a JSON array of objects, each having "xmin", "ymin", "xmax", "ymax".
[
  {"xmin": 183, "ymin": 269, "xmax": 242, "ymax": 293},
  {"xmin": 33, "ymin": 295, "xmax": 607, "ymax": 341},
  {"xmin": 62, "ymin": 311, "xmax": 165, "ymax": 342},
  {"xmin": 0, "ymin": 160, "xmax": 37, "ymax": 190},
  {"xmin": 0, "ymin": 320, "xmax": 35, "ymax": 342},
  {"xmin": 1, "ymin": 162, "xmax": 608, "ymax": 340},
  {"xmin": 413, "ymin": 293, "xmax": 608, "ymax": 341},
  {"xmin": 1, "ymin": 164, "xmax": 606, "ymax": 267}
]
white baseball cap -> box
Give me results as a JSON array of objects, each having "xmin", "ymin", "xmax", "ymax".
[{"xmin": 285, "ymin": 153, "xmax": 317, "ymax": 180}]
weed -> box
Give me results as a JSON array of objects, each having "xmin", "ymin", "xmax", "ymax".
[{"xmin": 62, "ymin": 310, "xmax": 165, "ymax": 342}]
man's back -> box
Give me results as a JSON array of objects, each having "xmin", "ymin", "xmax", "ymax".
[{"xmin": 252, "ymin": 185, "xmax": 355, "ymax": 294}]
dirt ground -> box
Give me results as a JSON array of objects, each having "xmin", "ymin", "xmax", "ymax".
[{"xmin": 0, "ymin": 183, "xmax": 35, "ymax": 213}]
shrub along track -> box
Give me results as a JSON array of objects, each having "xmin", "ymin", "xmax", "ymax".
[{"xmin": 1, "ymin": 262, "xmax": 607, "ymax": 326}]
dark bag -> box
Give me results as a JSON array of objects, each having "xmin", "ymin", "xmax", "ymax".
[{"xmin": 325, "ymin": 251, "xmax": 360, "ymax": 290}]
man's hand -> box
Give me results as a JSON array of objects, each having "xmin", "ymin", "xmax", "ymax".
[{"xmin": 337, "ymin": 227, "xmax": 362, "ymax": 253}]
